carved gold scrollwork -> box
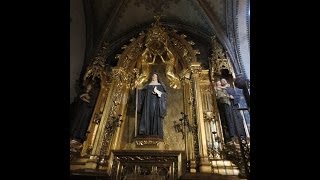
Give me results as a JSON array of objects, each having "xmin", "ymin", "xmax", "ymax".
[
  {"xmin": 190, "ymin": 62, "xmax": 202, "ymax": 75},
  {"xmin": 211, "ymin": 36, "xmax": 225, "ymax": 60},
  {"xmin": 135, "ymin": 140, "xmax": 161, "ymax": 146},
  {"xmin": 145, "ymin": 16, "xmax": 168, "ymax": 56},
  {"xmin": 111, "ymin": 151, "xmax": 181, "ymax": 180},
  {"xmin": 112, "ymin": 68, "xmax": 134, "ymax": 87},
  {"xmin": 188, "ymin": 78, "xmax": 199, "ymax": 162},
  {"xmin": 97, "ymin": 69, "xmax": 128, "ymax": 159},
  {"xmin": 99, "ymin": 114, "xmax": 123, "ymax": 159},
  {"xmin": 83, "ymin": 42, "xmax": 108, "ymax": 86},
  {"xmin": 131, "ymin": 16, "xmax": 182, "ymax": 89},
  {"xmin": 210, "ymin": 36, "xmax": 234, "ymax": 78},
  {"xmin": 214, "ymin": 58, "xmax": 232, "ymax": 75},
  {"xmin": 203, "ymin": 111, "xmax": 215, "ymax": 122},
  {"xmin": 117, "ymin": 31, "xmax": 146, "ymax": 70},
  {"xmin": 116, "ymin": 16, "xmax": 204, "ymax": 91}
]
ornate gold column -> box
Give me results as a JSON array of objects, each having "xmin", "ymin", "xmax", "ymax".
[
  {"xmin": 182, "ymin": 79, "xmax": 196, "ymax": 173},
  {"xmin": 190, "ymin": 62, "xmax": 211, "ymax": 173},
  {"xmin": 84, "ymin": 68, "xmax": 126, "ymax": 170},
  {"xmin": 105, "ymin": 69, "xmax": 133, "ymax": 173},
  {"xmin": 81, "ymin": 81, "xmax": 110, "ymax": 157},
  {"xmin": 111, "ymin": 72, "xmax": 132, "ymax": 150},
  {"xmin": 69, "ymin": 42, "xmax": 110, "ymax": 170}
]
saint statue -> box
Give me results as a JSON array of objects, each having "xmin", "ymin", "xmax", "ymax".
[
  {"xmin": 71, "ymin": 83, "xmax": 98, "ymax": 143},
  {"xmin": 215, "ymin": 79, "xmax": 246, "ymax": 143},
  {"xmin": 137, "ymin": 73, "xmax": 167, "ymax": 138}
]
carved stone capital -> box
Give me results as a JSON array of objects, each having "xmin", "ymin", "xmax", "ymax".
[{"xmin": 190, "ymin": 62, "xmax": 202, "ymax": 75}]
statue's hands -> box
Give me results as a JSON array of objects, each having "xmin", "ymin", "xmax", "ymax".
[
  {"xmin": 152, "ymin": 86, "xmax": 158, "ymax": 95},
  {"xmin": 80, "ymin": 93, "xmax": 90, "ymax": 103},
  {"xmin": 229, "ymin": 95, "xmax": 234, "ymax": 99},
  {"xmin": 153, "ymin": 86, "xmax": 162, "ymax": 97}
]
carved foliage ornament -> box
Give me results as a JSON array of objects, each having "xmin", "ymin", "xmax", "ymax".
[
  {"xmin": 99, "ymin": 115, "xmax": 122, "ymax": 158},
  {"xmin": 210, "ymin": 36, "xmax": 233, "ymax": 75},
  {"xmin": 145, "ymin": 16, "xmax": 169, "ymax": 56},
  {"xmin": 112, "ymin": 68, "xmax": 134, "ymax": 86},
  {"xmin": 132, "ymin": 16, "xmax": 181, "ymax": 89},
  {"xmin": 98, "ymin": 70, "xmax": 126, "ymax": 158},
  {"xmin": 112, "ymin": 153, "xmax": 179, "ymax": 179},
  {"xmin": 189, "ymin": 79, "xmax": 200, "ymax": 160},
  {"xmin": 116, "ymin": 32, "xmax": 146, "ymax": 70},
  {"xmin": 211, "ymin": 36, "xmax": 225, "ymax": 60},
  {"xmin": 190, "ymin": 62, "xmax": 202, "ymax": 75},
  {"xmin": 214, "ymin": 58, "xmax": 232, "ymax": 75},
  {"xmin": 83, "ymin": 42, "xmax": 108, "ymax": 85}
]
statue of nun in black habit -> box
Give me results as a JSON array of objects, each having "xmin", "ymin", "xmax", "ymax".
[{"xmin": 137, "ymin": 73, "xmax": 167, "ymax": 139}]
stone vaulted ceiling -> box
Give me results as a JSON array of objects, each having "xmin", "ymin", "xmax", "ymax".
[
  {"xmin": 89, "ymin": 0, "xmax": 227, "ymax": 46},
  {"xmin": 72, "ymin": 0, "xmax": 249, "ymax": 102},
  {"xmin": 71, "ymin": 0, "xmax": 249, "ymax": 103},
  {"xmin": 85, "ymin": 0, "xmax": 249, "ymax": 76}
]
